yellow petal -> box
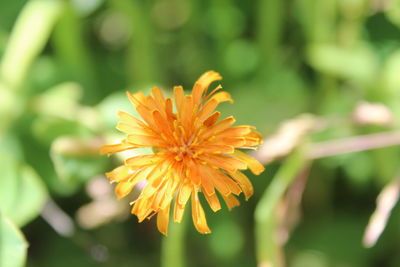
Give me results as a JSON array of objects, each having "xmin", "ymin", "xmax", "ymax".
[
  {"xmin": 191, "ymin": 190, "xmax": 211, "ymax": 234},
  {"xmin": 233, "ymin": 150, "xmax": 265, "ymax": 175},
  {"xmin": 117, "ymin": 110, "xmax": 146, "ymax": 128},
  {"xmin": 126, "ymin": 91, "xmax": 146, "ymax": 107},
  {"xmin": 210, "ymin": 91, "xmax": 233, "ymax": 104},
  {"xmin": 157, "ymin": 205, "xmax": 170, "ymax": 235},
  {"xmin": 116, "ymin": 122, "xmax": 150, "ymax": 135},
  {"xmin": 106, "ymin": 165, "xmax": 134, "ymax": 182},
  {"xmin": 125, "ymin": 154, "xmax": 163, "ymax": 167},
  {"xmin": 177, "ymin": 182, "xmax": 192, "ymax": 205},
  {"xmin": 115, "ymin": 180, "xmax": 136, "ymax": 199},
  {"xmin": 100, "ymin": 142, "xmax": 136, "ymax": 155},
  {"xmin": 135, "ymin": 195, "xmax": 156, "ymax": 222},
  {"xmin": 173, "ymin": 201, "xmax": 186, "ymax": 223}
]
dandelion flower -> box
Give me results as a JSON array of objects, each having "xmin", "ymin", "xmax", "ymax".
[{"xmin": 100, "ymin": 71, "xmax": 265, "ymax": 234}]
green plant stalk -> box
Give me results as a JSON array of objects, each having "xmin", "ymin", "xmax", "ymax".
[
  {"xmin": 161, "ymin": 217, "xmax": 187, "ymax": 267},
  {"xmin": 255, "ymin": 148, "xmax": 308, "ymax": 267},
  {"xmin": 0, "ymin": 0, "xmax": 63, "ymax": 90},
  {"xmin": 257, "ymin": 0, "xmax": 284, "ymax": 72},
  {"xmin": 52, "ymin": 1, "xmax": 97, "ymax": 102},
  {"xmin": 110, "ymin": 0, "xmax": 160, "ymax": 86}
]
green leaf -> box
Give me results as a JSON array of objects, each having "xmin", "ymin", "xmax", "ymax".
[
  {"xmin": 0, "ymin": 214, "xmax": 28, "ymax": 267},
  {"xmin": 0, "ymin": 155, "xmax": 48, "ymax": 226},
  {"xmin": 307, "ymin": 43, "xmax": 378, "ymax": 84}
]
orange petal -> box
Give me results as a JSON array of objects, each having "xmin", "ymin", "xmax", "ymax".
[
  {"xmin": 198, "ymin": 165, "xmax": 215, "ymax": 196},
  {"xmin": 233, "ymin": 150, "xmax": 265, "ymax": 175},
  {"xmin": 165, "ymin": 98, "xmax": 176, "ymax": 120},
  {"xmin": 192, "ymin": 71, "xmax": 222, "ymax": 104},
  {"xmin": 229, "ymin": 171, "xmax": 254, "ymax": 200},
  {"xmin": 222, "ymin": 194, "xmax": 240, "ymax": 211},
  {"xmin": 203, "ymin": 192, "xmax": 221, "ymax": 212},
  {"xmin": 187, "ymin": 160, "xmax": 201, "ymax": 185},
  {"xmin": 151, "ymin": 87, "xmax": 166, "ymax": 111},
  {"xmin": 191, "ymin": 189, "xmax": 211, "ymax": 234},
  {"xmin": 199, "ymin": 116, "xmax": 236, "ymax": 141},
  {"xmin": 127, "ymin": 134, "xmax": 166, "ymax": 147},
  {"xmin": 197, "ymin": 99, "xmax": 218, "ymax": 121},
  {"xmin": 152, "ymin": 110, "xmax": 173, "ymax": 138},
  {"xmin": 157, "ymin": 205, "xmax": 170, "ymax": 235},
  {"xmin": 217, "ymin": 126, "xmax": 253, "ymax": 139},
  {"xmin": 203, "ymin": 111, "xmax": 220, "ymax": 127},
  {"xmin": 192, "ymin": 144, "xmax": 234, "ymax": 155},
  {"xmin": 199, "ymin": 154, "xmax": 247, "ymax": 173},
  {"xmin": 180, "ymin": 95, "xmax": 195, "ymax": 133},
  {"xmin": 136, "ymin": 104, "xmax": 158, "ymax": 130},
  {"xmin": 174, "ymin": 86, "xmax": 184, "ymax": 114}
]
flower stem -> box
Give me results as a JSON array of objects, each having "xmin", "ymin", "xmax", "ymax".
[
  {"xmin": 254, "ymin": 147, "xmax": 308, "ymax": 267},
  {"xmin": 161, "ymin": 217, "xmax": 187, "ymax": 267}
]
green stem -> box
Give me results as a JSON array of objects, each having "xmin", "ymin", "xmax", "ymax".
[
  {"xmin": 255, "ymin": 147, "xmax": 308, "ymax": 267},
  {"xmin": 161, "ymin": 218, "xmax": 187, "ymax": 267},
  {"xmin": 257, "ymin": 0, "xmax": 284, "ymax": 72},
  {"xmin": 52, "ymin": 1, "xmax": 97, "ymax": 102},
  {"xmin": 109, "ymin": 0, "xmax": 160, "ymax": 86}
]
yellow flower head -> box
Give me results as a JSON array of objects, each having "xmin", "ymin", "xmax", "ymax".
[{"xmin": 100, "ymin": 71, "xmax": 264, "ymax": 234}]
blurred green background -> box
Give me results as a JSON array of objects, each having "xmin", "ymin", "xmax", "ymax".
[{"xmin": 1, "ymin": 0, "xmax": 400, "ymax": 266}]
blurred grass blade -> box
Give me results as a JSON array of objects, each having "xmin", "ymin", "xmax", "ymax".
[
  {"xmin": 161, "ymin": 219, "xmax": 187, "ymax": 267},
  {"xmin": 0, "ymin": 0, "xmax": 63, "ymax": 89},
  {"xmin": 255, "ymin": 148, "xmax": 308, "ymax": 267},
  {"xmin": 0, "ymin": 214, "xmax": 28, "ymax": 267}
]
